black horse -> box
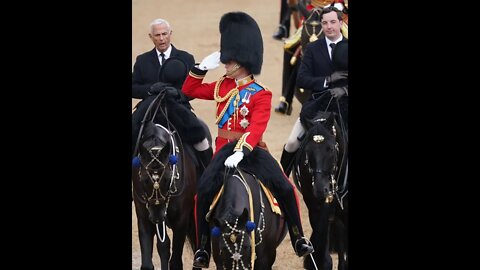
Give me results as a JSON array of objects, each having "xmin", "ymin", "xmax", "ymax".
[
  {"xmin": 132, "ymin": 91, "xmax": 211, "ymax": 270},
  {"xmin": 209, "ymin": 168, "xmax": 287, "ymax": 270},
  {"xmin": 293, "ymin": 112, "xmax": 348, "ymax": 270}
]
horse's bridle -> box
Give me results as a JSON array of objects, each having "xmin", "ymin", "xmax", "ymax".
[
  {"xmin": 214, "ymin": 168, "xmax": 267, "ymax": 270},
  {"xmin": 306, "ymin": 119, "xmax": 340, "ymax": 204},
  {"xmin": 137, "ymin": 124, "xmax": 181, "ymax": 210}
]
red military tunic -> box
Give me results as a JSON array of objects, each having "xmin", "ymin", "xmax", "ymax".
[{"xmin": 182, "ymin": 66, "xmax": 272, "ymax": 155}]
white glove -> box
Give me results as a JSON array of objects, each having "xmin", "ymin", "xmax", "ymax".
[
  {"xmin": 224, "ymin": 151, "xmax": 244, "ymax": 168},
  {"xmin": 199, "ymin": 51, "xmax": 221, "ymax": 71}
]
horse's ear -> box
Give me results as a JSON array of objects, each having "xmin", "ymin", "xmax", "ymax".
[
  {"xmin": 237, "ymin": 208, "xmax": 249, "ymax": 227},
  {"xmin": 326, "ymin": 112, "xmax": 335, "ymax": 128}
]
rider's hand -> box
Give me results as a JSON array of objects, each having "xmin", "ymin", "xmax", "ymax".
[
  {"xmin": 326, "ymin": 71, "xmax": 348, "ymax": 85},
  {"xmin": 198, "ymin": 51, "xmax": 221, "ymax": 71},
  {"xmin": 148, "ymin": 82, "xmax": 172, "ymax": 95},
  {"xmin": 329, "ymin": 86, "xmax": 347, "ymax": 99},
  {"xmin": 165, "ymin": 86, "xmax": 180, "ymax": 98},
  {"xmin": 224, "ymin": 151, "xmax": 244, "ymax": 168}
]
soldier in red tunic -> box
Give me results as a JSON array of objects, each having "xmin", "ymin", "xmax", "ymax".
[{"xmin": 182, "ymin": 11, "xmax": 314, "ymax": 268}]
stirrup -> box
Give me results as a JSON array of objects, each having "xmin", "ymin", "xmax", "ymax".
[
  {"xmin": 193, "ymin": 249, "xmax": 210, "ymax": 268},
  {"xmin": 295, "ymin": 237, "xmax": 314, "ymax": 257}
]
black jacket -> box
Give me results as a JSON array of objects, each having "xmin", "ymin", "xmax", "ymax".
[{"xmin": 132, "ymin": 45, "xmax": 194, "ymax": 100}]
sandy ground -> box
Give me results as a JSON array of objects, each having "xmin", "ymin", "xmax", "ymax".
[{"xmin": 132, "ymin": 0, "xmax": 338, "ymax": 269}]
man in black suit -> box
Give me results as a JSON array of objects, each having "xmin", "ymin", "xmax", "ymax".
[
  {"xmin": 132, "ymin": 18, "xmax": 211, "ymax": 165},
  {"xmin": 280, "ymin": 6, "xmax": 348, "ymax": 176}
]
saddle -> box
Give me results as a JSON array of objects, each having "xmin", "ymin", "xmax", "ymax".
[{"xmin": 206, "ymin": 176, "xmax": 282, "ymax": 222}]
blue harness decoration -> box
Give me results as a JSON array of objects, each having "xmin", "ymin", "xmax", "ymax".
[{"xmin": 218, "ymin": 82, "xmax": 263, "ymax": 128}]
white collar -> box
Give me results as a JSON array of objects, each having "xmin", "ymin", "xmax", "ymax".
[
  {"xmin": 326, "ymin": 36, "xmax": 343, "ymax": 47},
  {"xmin": 156, "ymin": 45, "xmax": 172, "ymax": 60}
]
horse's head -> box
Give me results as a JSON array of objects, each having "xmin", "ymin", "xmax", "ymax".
[
  {"xmin": 138, "ymin": 122, "xmax": 176, "ymax": 224},
  {"xmin": 211, "ymin": 172, "xmax": 256, "ymax": 269},
  {"xmin": 213, "ymin": 208, "xmax": 253, "ymax": 269},
  {"xmin": 305, "ymin": 113, "xmax": 339, "ymax": 203}
]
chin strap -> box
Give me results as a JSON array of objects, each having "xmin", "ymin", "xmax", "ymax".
[{"xmin": 225, "ymin": 63, "xmax": 241, "ymax": 77}]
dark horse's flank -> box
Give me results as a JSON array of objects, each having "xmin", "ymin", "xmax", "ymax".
[
  {"xmin": 132, "ymin": 91, "xmax": 211, "ymax": 270},
  {"xmin": 293, "ymin": 112, "xmax": 348, "ymax": 270},
  {"xmin": 210, "ymin": 168, "xmax": 287, "ymax": 270}
]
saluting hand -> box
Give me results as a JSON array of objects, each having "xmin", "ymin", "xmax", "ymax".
[{"xmin": 199, "ymin": 51, "xmax": 221, "ymax": 71}]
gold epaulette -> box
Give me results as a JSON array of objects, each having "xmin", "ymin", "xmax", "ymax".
[{"xmin": 254, "ymin": 81, "xmax": 270, "ymax": 92}]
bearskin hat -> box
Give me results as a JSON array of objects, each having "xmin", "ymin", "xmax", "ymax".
[
  {"xmin": 219, "ymin": 11, "xmax": 263, "ymax": 75},
  {"xmin": 332, "ymin": 39, "xmax": 348, "ymax": 71},
  {"xmin": 158, "ymin": 57, "xmax": 188, "ymax": 89}
]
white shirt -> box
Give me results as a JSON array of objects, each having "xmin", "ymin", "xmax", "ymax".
[
  {"xmin": 326, "ymin": 36, "xmax": 343, "ymax": 60},
  {"xmin": 156, "ymin": 45, "xmax": 172, "ymax": 65},
  {"xmin": 324, "ymin": 36, "xmax": 344, "ymax": 87}
]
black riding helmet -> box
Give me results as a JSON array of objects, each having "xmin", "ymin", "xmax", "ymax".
[{"xmin": 157, "ymin": 57, "xmax": 188, "ymax": 89}]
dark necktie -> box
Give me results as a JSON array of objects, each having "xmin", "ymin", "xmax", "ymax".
[
  {"xmin": 160, "ymin": 52, "xmax": 165, "ymax": 65},
  {"xmin": 329, "ymin": 43, "xmax": 336, "ymax": 60}
]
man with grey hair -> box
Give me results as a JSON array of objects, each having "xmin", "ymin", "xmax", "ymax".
[{"xmin": 132, "ymin": 19, "xmax": 211, "ymax": 166}]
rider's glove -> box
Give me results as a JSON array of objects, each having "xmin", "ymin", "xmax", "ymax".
[
  {"xmin": 326, "ymin": 71, "xmax": 348, "ymax": 85},
  {"xmin": 329, "ymin": 86, "xmax": 348, "ymax": 99},
  {"xmin": 148, "ymin": 82, "xmax": 172, "ymax": 95},
  {"xmin": 198, "ymin": 51, "xmax": 221, "ymax": 71},
  {"xmin": 224, "ymin": 151, "xmax": 244, "ymax": 168}
]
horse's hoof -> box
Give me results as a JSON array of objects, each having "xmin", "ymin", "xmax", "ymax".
[
  {"xmin": 192, "ymin": 249, "xmax": 210, "ymax": 268},
  {"xmin": 295, "ymin": 237, "xmax": 315, "ymax": 257}
]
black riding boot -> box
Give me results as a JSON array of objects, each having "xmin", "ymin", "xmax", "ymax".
[
  {"xmin": 193, "ymin": 191, "xmax": 212, "ymax": 268},
  {"xmin": 275, "ymin": 51, "xmax": 297, "ymax": 116},
  {"xmin": 193, "ymin": 234, "xmax": 211, "ymax": 268},
  {"xmin": 274, "ymin": 97, "xmax": 292, "ymax": 115},
  {"xmin": 274, "ymin": 180, "xmax": 314, "ymax": 257},
  {"xmin": 282, "ymin": 203, "xmax": 314, "ymax": 257},
  {"xmin": 280, "ymin": 147, "xmax": 297, "ymax": 177},
  {"xmin": 196, "ymin": 147, "xmax": 213, "ymax": 171},
  {"xmin": 272, "ymin": 25, "xmax": 288, "ymax": 40}
]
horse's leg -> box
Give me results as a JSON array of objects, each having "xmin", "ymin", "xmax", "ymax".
[
  {"xmin": 333, "ymin": 219, "xmax": 347, "ymax": 270},
  {"xmin": 253, "ymin": 244, "xmax": 275, "ymax": 270},
  {"xmin": 136, "ymin": 208, "xmax": 155, "ymax": 270},
  {"xmin": 169, "ymin": 222, "xmax": 188, "ymax": 270},
  {"xmin": 133, "ymin": 170, "xmax": 155, "ymax": 270},
  {"xmin": 185, "ymin": 210, "xmax": 202, "ymax": 270},
  {"xmin": 211, "ymin": 238, "xmax": 224, "ymax": 270},
  {"xmin": 304, "ymin": 205, "xmax": 333, "ymax": 270},
  {"xmin": 155, "ymin": 227, "xmax": 171, "ymax": 270}
]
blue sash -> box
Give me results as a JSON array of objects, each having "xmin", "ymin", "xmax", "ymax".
[{"xmin": 218, "ymin": 83, "xmax": 263, "ymax": 128}]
